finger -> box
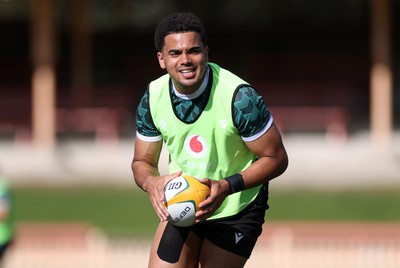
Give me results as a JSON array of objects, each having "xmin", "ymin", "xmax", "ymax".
[
  {"xmin": 169, "ymin": 170, "xmax": 183, "ymax": 180},
  {"xmin": 150, "ymin": 192, "xmax": 169, "ymax": 221},
  {"xmin": 155, "ymin": 200, "xmax": 169, "ymax": 221},
  {"xmin": 198, "ymin": 177, "xmax": 210, "ymax": 186},
  {"xmin": 157, "ymin": 193, "xmax": 170, "ymax": 220},
  {"xmin": 195, "ymin": 208, "xmax": 213, "ymax": 223},
  {"xmin": 174, "ymin": 170, "xmax": 183, "ymax": 177},
  {"xmin": 198, "ymin": 197, "xmax": 212, "ymax": 209}
]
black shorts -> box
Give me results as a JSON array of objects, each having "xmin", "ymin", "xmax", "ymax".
[
  {"xmin": 0, "ymin": 240, "xmax": 12, "ymax": 259},
  {"xmin": 158, "ymin": 183, "xmax": 269, "ymax": 261}
]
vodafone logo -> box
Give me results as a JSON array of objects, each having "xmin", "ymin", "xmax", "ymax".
[{"xmin": 184, "ymin": 135, "xmax": 207, "ymax": 158}]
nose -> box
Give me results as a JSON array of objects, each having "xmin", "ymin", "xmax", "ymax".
[{"xmin": 180, "ymin": 52, "xmax": 191, "ymax": 64}]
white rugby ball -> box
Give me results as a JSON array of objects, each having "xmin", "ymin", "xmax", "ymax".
[{"xmin": 164, "ymin": 175, "xmax": 210, "ymax": 227}]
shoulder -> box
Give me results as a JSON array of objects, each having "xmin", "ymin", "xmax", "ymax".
[
  {"xmin": 209, "ymin": 63, "xmax": 248, "ymax": 88},
  {"xmin": 233, "ymin": 85, "xmax": 262, "ymax": 103},
  {"xmin": 232, "ymin": 85, "xmax": 273, "ymax": 140},
  {"xmin": 209, "ymin": 63, "xmax": 251, "ymax": 104},
  {"xmin": 149, "ymin": 73, "xmax": 170, "ymax": 93},
  {"xmin": 135, "ymin": 88, "xmax": 162, "ymax": 141}
]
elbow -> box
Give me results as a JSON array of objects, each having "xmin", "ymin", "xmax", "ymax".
[
  {"xmin": 131, "ymin": 159, "xmax": 143, "ymax": 185},
  {"xmin": 274, "ymin": 150, "xmax": 289, "ymax": 179},
  {"xmin": 280, "ymin": 153, "xmax": 289, "ymax": 175}
]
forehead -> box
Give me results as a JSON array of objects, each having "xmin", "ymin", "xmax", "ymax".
[{"xmin": 163, "ymin": 31, "xmax": 203, "ymax": 50}]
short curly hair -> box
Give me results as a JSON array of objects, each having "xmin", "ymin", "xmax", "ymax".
[{"xmin": 154, "ymin": 12, "xmax": 207, "ymax": 52}]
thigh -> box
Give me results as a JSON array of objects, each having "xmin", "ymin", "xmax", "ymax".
[
  {"xmin": 198, "ymin": 239, "xmax": 247, "ymax": 268},
  {"xmin": 193, "ymin": 183, "xmax": 269, "ymax": 260},
  {"xmin": 149, "ymin": 221, "xmax": 203, "ymax": 268}
]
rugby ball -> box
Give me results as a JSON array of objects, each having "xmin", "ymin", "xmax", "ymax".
[{"xmin": 164, "ymin": 175, "xmax": 210, "ymax": 227}]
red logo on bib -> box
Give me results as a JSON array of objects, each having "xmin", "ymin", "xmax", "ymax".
[
  {"xmin": 185, "ymin": 135, "xmax": 207, "ymax": 158},
  {"xmin": 189, "ymin": 136, "xmax": 203, "ymax": 153}
]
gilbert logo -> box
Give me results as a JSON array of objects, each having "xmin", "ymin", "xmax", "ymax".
[{"xmin": 184, "ymin": 135, "xmax": 207, "ymax": 158}]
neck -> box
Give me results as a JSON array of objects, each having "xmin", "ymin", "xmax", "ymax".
[{"xmin": 173, "ymin": 66, "xmax": 209, "ymax": 99}]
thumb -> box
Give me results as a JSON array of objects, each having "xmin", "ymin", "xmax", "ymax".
[{"xmin": 199, "ymin": 177, "xmax": 211, "ymax": 186}]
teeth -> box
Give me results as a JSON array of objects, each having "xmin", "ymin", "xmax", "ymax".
[{"xmin": 181, "ymin": 70, "xmax": 194, "ymax": 73}]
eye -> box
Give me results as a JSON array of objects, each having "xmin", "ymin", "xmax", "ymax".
[
  {"xmin": 169, "ymin": 50, "xmax": 181, "ymax": 57},
  {"xmin": 188, "ymin": 48, "xmax": 202, "ymax": 55}
]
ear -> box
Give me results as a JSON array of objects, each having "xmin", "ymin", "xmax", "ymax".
[
  {"xmin": 157, "ymin": 52, "xmax": 166, "ymax": 69},
  {"xmin": 204, "ymin": 46, "xmax": 209, "ymax": 62}
]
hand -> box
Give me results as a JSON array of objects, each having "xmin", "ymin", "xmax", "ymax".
[
  {"xmin": 195, "ymin": 178, "xmax": 230, "ymax": 223},
  {"xmin": 143, "ymin": 171, "xmax": 183, "ymax": 222}
]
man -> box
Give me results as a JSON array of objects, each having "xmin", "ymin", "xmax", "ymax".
[
  {"xmin": 132, "ymin": 12, "xmax": 288, "ymax": 268},
  {"xmin": 0, "ymin": 176, "xmax": 13, "ymax": 265}
]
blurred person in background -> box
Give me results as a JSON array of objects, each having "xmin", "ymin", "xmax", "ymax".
[
  {"xmin": 132, "ymin": 12, "xmax": 288, "ymax": 268},
  {"xmin": 0, "ymin": 174, "xmax": 13, "ymax": 265}
]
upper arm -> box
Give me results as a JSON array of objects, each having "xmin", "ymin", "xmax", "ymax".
[
  {"xmin": 133, "ymin": 138, "xmax": 163, "ymax": 169},
  {"xmin": 233, "ymin": 85, "xmax": 271, "ymax": 139},
  {"xmin": 245, "ymin": 123, "xmax": 286, "ymax": 159},
  {"xmin": 136, "ymin": 89, "xmax": 162, "ymax": 138},
  {"xmin": 243, "ymin": 123, "xmax": 288, "ymax": 184},
  {"xmin": 233, "ymin": 86, "xmax": 287, "ymax": 176},
  {"xmin": 131, "ymin": 138, "xmax": 164, "ymax": 190}
]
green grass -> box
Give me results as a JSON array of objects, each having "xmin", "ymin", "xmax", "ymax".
[
  {"xmin": 11, "ymin": 186, "xmax": 400, "ymax": 238},
  {"xmin": 267, "ymin": 189, "xmax": 400, "ymax": 221},
  {"xmin": 12, "ymin": 186, "xmax": 159, "ymax": 238}
]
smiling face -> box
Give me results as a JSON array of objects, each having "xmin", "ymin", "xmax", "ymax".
[{"xmin": 157, "ymin": 31, "xmax": 209, "ymax": 94}]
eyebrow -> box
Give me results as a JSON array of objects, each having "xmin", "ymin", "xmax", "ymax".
[{"xmin": 168, "ymin": 46, "xmax": 202, "ymax": 54}]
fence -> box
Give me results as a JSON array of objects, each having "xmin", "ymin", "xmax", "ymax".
[{"xmin": 3, "ymin": 222, "xmax": 400, "ymax": 268}]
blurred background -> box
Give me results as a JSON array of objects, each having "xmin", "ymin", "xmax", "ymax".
[{"xmin": 0, "ymin": 0, "xmax": 399, "ymax": 267}]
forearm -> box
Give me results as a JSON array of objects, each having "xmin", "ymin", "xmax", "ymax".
[
  {"xmin": 235, "ymin": 124, "xmax": 289, "ymax": 191},
  {"xmin": 132, "ymin": 155, "xmax": 173, "ymax": 223},
  {"xmin": 240, "ymin": 151, "xmax": 288, "ymax": 190},
  {"xmin": 132, "ymin": 139, "xmax": 163, "ymax": 191},
  {"xmin": 132, "ymin": 160, "xmax": 160, "ymax": 192}
]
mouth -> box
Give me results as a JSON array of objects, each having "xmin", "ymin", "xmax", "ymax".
[{"xmin": 179, "ymin": 68, "xmax": 196, "ymax": 79}]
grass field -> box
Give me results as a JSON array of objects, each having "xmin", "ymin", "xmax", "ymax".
[{"xmin": 12, "ymin": 186, "xmax": 400, "ymax": 238}]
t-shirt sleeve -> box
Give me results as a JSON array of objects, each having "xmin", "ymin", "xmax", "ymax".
[
  {"xmin": 232, "ymin": 85, "xmax": 273, "ymax": 142},
  {"xmin": 135, "ymin": 89, "xmax": 162, "ymax": 142}
]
